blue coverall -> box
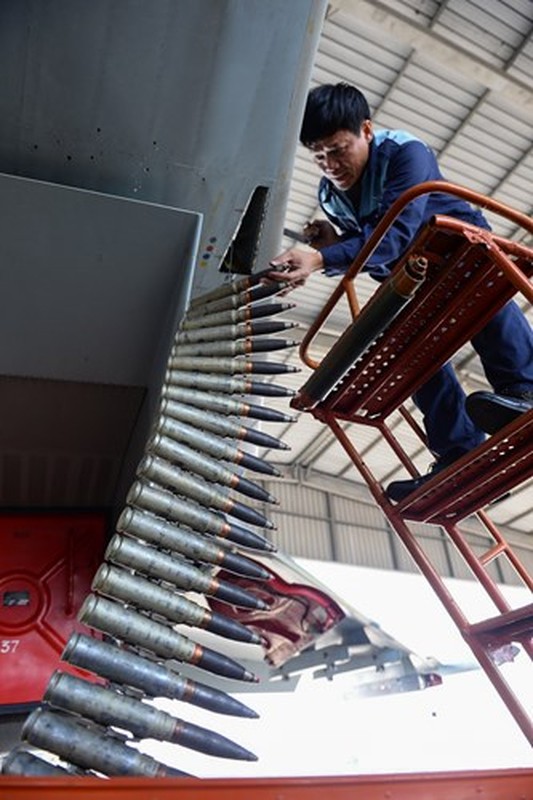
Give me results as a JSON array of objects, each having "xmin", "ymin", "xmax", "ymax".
[{"xmin": 316, "ymin": 129, "xmax": 533, "ymax": 463}]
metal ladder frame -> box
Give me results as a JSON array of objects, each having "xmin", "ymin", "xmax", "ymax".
[{"xmin": 293, "ymin": 181, "xmax": 533, "ymax": 745}]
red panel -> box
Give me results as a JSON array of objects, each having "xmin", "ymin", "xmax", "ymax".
[
  {"xmin": 1, "ymin": 770, "xmax": 533, "ymax": 800},
  {"xmin": 0, "ymin": 512, "xmax": 106, "ymax": 710}
]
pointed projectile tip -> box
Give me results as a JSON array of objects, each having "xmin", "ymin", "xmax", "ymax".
[
  {"xmin": 248, "ymin": 630, "xmax": 263, "ymax": 646},
  {"xmin": 279, "ymin": 321, "xmax": 299, "ymax": 330}
]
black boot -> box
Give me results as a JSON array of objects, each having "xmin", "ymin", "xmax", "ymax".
[
  {"xmin": 385, "ymin": 460, "xmax": 449, "ymax": 503},
  {"xmin": 465, "ymin": 390, "xmax": 533, "ymax": 435}
]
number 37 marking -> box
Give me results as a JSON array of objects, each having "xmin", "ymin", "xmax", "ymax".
[{"xmin": 0, "ymin": 639, "xmax": 20, "ymax": 654}]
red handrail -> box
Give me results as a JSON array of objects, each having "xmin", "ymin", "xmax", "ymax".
[{"xmin": 299, "ymin": 181, "xmax": 533, "ymax": 369}]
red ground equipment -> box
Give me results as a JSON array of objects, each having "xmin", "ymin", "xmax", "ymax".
[
  {"xmin": 0, "ymin": 512, "xmax": 106, "ymax": 711},
  {"xmin": 293, "ymin": 181, "xmax": 533, "ymax": 746}
]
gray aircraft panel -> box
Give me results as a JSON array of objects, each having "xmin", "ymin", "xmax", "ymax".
[
  {"xmin": 0, "ymin": 172, "xmax": 200, "ymax": 386},
  {"xmin": 0, "ymin": 0, "xmax": 325, "ymax": 297},
  {"xmin": 0, "ymin": 0, "xmax": 326, "ymax": 506}
]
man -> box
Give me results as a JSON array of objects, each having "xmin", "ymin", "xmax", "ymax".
[{"xmin": 267, "ymin": 83, "xmax": 533, "ymax": 501}]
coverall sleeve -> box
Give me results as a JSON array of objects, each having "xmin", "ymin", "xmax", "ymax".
[{"xmin": 320, "ymin": 140, "xmax": 437, "ymax": 276}]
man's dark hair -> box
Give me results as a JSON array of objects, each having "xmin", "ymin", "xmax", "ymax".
[{"xmin": 300, "ymin": 83, "xmax": 372, "ymax": 146}]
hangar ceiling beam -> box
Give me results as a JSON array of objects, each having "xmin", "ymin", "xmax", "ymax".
[{"xmin": 327, "ymin": 0, "xmax": 533, "ymax": 117}]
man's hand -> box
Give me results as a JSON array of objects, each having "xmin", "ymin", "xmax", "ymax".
[
  {"xmin": 303, "ymin": 219, "xmax": 340, "ymax": 249},
  {"xmin": 265, "ymin": 248, "xmax": 324, "ymax": 294}
]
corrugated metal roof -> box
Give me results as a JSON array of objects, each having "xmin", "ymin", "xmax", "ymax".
[{"xmin": 259, "ymin": 0, "xmax": 533, "ymax": 539}]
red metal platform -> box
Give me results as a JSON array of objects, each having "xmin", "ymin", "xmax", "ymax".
[{"xmin": 1, "ymin": 769, "xmax": 532, "ymax": 800}]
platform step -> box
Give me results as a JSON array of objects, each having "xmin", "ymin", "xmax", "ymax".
[
  {"xmin": 467, "ymin": 603, "xmax": 533, "ymax": 650},
  {"xmin": 393, "ymin": 410, "xmax": 533, "ymax": 524}
]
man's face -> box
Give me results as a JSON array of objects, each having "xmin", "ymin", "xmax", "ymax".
[{"xmin": 308, "ymin": 121, "xmax": 373, "ymax": 191}]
